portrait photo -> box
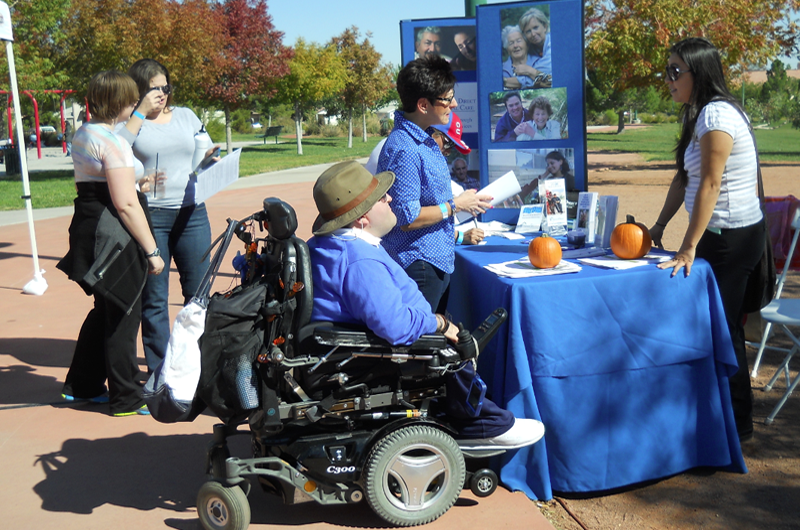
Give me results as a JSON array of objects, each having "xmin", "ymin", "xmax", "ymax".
[
  {"xmin": 487, "ymin": 148, "xmax": 575, "ymax": 208},
  {"xmin": 500, "ymin": 4, "xmax": 552, "ymax": 90},
  {"xmin": 407, "ymin": 24, "xmax": 477, "ymax": 71},
  {"xmin": 489, "ymin": 87, "xmax": 568, "ymax": 143}
]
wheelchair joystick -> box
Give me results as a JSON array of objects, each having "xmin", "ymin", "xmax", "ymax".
[{"xmin": 455, "ymin": 324, "xmax": 478, "ymax": 361}]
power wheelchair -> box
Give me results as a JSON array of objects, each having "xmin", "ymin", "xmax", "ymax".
[{"xmin": 192, "ymin": 198, "xmax": 509, "ymax": 530}]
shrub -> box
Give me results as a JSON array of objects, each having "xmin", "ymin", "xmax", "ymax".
[
  {"xmin": 321, "ymin": 123, "xmax": 340, "ymax": 137},
  {"xmin": 602, "ymin": 109, "xmax": 618, "ymax": 125}
]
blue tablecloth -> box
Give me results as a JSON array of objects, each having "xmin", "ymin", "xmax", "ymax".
[{"xmin": 448, "ymin": 238, "xmax": 747, "ymax": 500}]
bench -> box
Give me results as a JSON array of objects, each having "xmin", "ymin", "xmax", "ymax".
[{"xmin": 256, "ymin": 125, "xmax": 284, "ymax": 144}]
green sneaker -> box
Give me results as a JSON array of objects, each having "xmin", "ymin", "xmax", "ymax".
[{"xmin": 112, "ymin": 405, "xmax": 150, "ymax": 417}]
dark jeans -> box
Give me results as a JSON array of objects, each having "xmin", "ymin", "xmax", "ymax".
[
  {"xmin": 141, "ymin": 204, "xmax": 211, "ymax": 372},
  {"xmin": 696, "ymin": 218, "xmax": 766, "ymax": 437},
  {"xmin": 63, "ymin": 294, "xmax": 144, "ymax": 414},
  {"xmin": 441, "ymin": 362, "xmax": 515, "ymax": 439},
  {"xmin": 404, "ymin": 260, "xmax": 450, "ymax": 314}
]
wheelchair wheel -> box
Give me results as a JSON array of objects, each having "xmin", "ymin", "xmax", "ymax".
[
  {"xmin": 363, "ymin": 424, "xmax": 465, "ymax": 526},
  {"xmin": 197, "ymin": 481, "xmax": 251, "ymax": 530},
  {"xmin": 469, "ymin": 468, "xmax": 498, "ymax": 497}
]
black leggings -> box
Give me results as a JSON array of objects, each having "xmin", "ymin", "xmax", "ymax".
[{"xmin": 696, "ymin": 218, "xmax": 766, "ymax": 435}]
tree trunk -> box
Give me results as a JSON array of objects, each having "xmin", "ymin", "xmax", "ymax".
[
  {"xmin": 347, "ymin": 108, "xmax": 353, "ymax": 149},
  {"xmin": 362, "ymin": 104, "xmax": 367, "ymax": 142},
  {"xmin": 616, "ymin": 110, "xmax": 626, "ymax": 134},
  {"xmin": 268, "ymin": 114, "xmax": 272, "ymax": 127},
  {"xmin": 225, "ymin": 105, "xmax": 233, "ymax": 154},
  {"xmin": 294, "ymin": 102, "xmax": 303, "ymax": 155}
]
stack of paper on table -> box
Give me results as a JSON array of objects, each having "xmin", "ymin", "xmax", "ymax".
[
  {"xmin": 485, "ymin": 258, "xmax": 582, "ymax": 278},
  {"xmin": 578, "ymin": 253, "xmax": 673, "ymax": 270}
]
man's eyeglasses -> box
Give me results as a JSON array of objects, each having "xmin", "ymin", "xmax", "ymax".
[
  {"xmin": 378, "ymin": 194, "xmax": 389, "ymax": 203},
  {"xmin": 441, "ymin": 137, "xmax": 455, "ymax": 152},
  {"xmin": 431, "ymin": 95, "xmax": 455, "ymax": 105},
  {"xmin": 150, "ymin": 84, "xmax": 173, "ymax": 95},
  {"xmin": 665, "ymin": 65, "xmax": 690, "ymax": 82}
]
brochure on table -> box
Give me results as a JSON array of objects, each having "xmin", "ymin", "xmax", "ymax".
[{"xmin": 576, "ymin": 192, "xmax": 599, "ymax": 244}]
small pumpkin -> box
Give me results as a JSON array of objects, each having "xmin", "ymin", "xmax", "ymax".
[
  {"xmin": 611, "ymin": 214, "xmax": 652, "ymax": 259},
  {"xmin": 528, "ymin": 234, "xmax": 562, "ymax": 269}
]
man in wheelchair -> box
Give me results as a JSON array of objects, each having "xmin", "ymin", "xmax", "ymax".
[{"xmin": 307, "ymin": 160, "xmax": 545, "ymax": 450}]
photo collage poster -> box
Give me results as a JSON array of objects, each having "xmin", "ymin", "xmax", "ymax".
[
  {"xmin": 477, "ymin": 0, "xmax": 586, "ymax": 223},
  {"xmin": 401, "ymin": 19, "xmax": 480, "ymax": 193},
  {"xmin": 399, "ymin": 0, "xmax": 586, "ymax": 223}
]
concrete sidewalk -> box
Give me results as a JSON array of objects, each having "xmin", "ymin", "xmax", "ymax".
[{"xmin": 0, "ymin": 158, "xmax": 555, "ymax": 529}]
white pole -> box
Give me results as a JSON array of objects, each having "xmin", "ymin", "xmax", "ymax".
[{"xmin": 2, "ymin": 4, "xmax": 47, "ymax": 295}]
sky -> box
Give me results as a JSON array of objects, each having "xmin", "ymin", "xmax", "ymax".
[
  {"xmin": 270, "ymin": 1, "xmax": 800, "ymax": 71},
  {"xmin": 269, "ymin": 0, "xmax": 484, "ymax": 67}
]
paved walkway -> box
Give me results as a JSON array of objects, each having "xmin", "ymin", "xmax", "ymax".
[{"xmin": 0, "ymin": 154, "xmax": 555, "ymax": 529}]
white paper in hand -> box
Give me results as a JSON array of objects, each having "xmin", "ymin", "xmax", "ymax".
[{"xmin": 455, "ymin": 170, "xmax": 522, "ymax": 224}]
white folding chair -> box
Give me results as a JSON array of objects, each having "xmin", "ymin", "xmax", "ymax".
[{"xmin": 754, "ymin": 208, "xmax": 800, "ymax": 424}]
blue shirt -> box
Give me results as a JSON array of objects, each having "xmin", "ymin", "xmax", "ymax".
[
  {"xmin": 308, "ymin": 229, "xmax": 437, "ymax": 345},
  {"xmin": 377, "ymin": 111, "xmax": 455, "ymax": 273}
]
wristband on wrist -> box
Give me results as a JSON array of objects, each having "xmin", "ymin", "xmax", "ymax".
[
  {"xmin": 456, "ymin": 231, "xmax": 464, "ymax": 245},
  {"xmin": 132, "ymin": 110, "xmax": 146, "ymax": 120},
  {"xmin": 438, "ymin": 203, "xmax": 448, "ymax": 220}
]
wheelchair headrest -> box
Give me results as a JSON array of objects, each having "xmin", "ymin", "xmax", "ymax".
[{"xmin": 254, "ymin": 198, "xmax": 298, "ymax": 240}]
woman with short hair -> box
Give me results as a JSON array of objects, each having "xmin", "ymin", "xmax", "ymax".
[{"xmin": 58, "ymin": 70, "xmax": 164, "ymax": 416}]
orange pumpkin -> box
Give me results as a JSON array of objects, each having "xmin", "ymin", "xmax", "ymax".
[
  {"xmin": 528, "ymin": 234, "xmax": 562, "ymax": 269},
  {"xmin": 611, "ymin": 215, "xmax": 652, "ymax": 259}
]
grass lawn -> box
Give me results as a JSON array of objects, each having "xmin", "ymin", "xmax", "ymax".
[
  {"xmin": 3, "ymin": 125, "xmax": 798, "ymax": 211},
  {"xmin": 0, "ymin": 136, "xmax": 383, "ymax": 211},
  {"xmin": 236, "ymin": 136, "xmax": 382, "ymax": 176},
  {"xmin": 588, "ymin": 122, "xmax": 800, "ymax": 162}
]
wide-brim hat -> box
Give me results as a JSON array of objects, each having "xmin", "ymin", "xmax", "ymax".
[
  {"xmin": 431, "ymin": 112, "xmax": 470, "ymax": 154},
  {"xmin": 312, "ymin": 160, "xmax": 395, "ymax": 236}
]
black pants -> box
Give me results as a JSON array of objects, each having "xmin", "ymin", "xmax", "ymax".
[
  {"xmin": 63, "ymin": 293, "xmax": 145, "ymax": 414},
  {"xmin": 696, "ymin": 219, "xmax": 766, "ymax": 436}
]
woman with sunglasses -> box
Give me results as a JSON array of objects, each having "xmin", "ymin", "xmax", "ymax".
[
  {"xmin": 651, "ymin": 37, "xmax": 765, "ymax": 442},
  {"xmin": 117, "ymin": 58, "xmax": 216, "ymax": 373}
]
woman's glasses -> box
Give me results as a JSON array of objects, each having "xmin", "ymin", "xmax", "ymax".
[
  {"xmin": 149, "ymin": 84, "xmax": 173, "ymax": 95},
  {"xmin": 665, "ymin": 64, "xmax": 690, "ymax": 82}
]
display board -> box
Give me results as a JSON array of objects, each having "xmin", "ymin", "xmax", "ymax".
[
  {"xmin": 477, "ymin": 0, "xmax": 586, "ymax": 222},
  {"xmin": 400, "ymin": 18, "xmax": 480, "ymax": 191},
  {"xmin": 399, "ymin": 1, "xmax": 586, "ymax": 224}
]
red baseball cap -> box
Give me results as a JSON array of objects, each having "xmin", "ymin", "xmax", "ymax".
[{"xmin": 431, "ymin": 112, "xmax": 470, "ymax": 154}]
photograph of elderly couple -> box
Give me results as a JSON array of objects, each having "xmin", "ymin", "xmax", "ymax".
[
  {"xmin": 413, "ymin": 25, "xmax": 477, "ymax": 71},
  {"xmin": 489, "ymin": 87, "xmax": 568, "ymax": 143},
  {"xmin": 500, "ymin": 4, "xmax": 552, "ymax": 90}
]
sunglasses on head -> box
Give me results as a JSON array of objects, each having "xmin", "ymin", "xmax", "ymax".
[
  {"xmin": 149, "ymin": 84, "xmax": 173, "ymax": 95},
  {"xmin": 665, "ymin": 64, "xmax": 690, "ymax": 82}
]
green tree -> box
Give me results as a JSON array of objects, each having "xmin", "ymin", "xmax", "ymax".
[
  {"xmin": 330, "ymin": 27, "xmax": 394, "ymax": 147},
  {"xmin": 274, "ymin": 38, "xmax": 347, "ymax": 155},
  {"xmin": 585, "ymin": 0, "xmax": 800, "ymax": 128}
]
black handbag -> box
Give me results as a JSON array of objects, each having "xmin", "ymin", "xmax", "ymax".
[{"xmin": 739, "ymin": 108, "xmax": 776, "ymax": 314}]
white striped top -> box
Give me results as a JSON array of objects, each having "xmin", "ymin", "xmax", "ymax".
[{"xmin": 683, "ymin": 100, "xmax": 762, "ymax": 228}]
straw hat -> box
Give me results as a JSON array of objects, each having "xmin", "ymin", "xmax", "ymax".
[{"xmin": 312, "ymin": 160, "xmax": 395, "ymax": 236}]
